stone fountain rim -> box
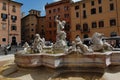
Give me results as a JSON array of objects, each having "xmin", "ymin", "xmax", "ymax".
[{"xmin": 16, "ymin": 50, "xmax": 114, "ymax": 57}]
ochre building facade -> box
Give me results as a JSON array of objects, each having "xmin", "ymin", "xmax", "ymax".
[
  {"xmin": 70, "ymin": 0, "xmax": 120, "ymax": 41},
  {"xmin": 0, "ymin": 0, "xmax": 22, "ymax": 46}
]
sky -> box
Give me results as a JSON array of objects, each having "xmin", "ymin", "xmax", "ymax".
[{"xmin": 14, "ymin": 0, "xmax": 81, "ymax": 16}]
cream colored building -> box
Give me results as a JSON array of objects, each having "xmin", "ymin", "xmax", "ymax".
[
  {"xmin": 70, "ymin": 0, "xmax": 120, "ymax": 41},
  {"xmin": 0, "ymin": 0, "xmax": 22, "ymax": 46}
]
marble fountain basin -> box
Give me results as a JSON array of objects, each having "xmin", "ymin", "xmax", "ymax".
[{"xmin": 14, "ymin": 50, "xmax": 120, "ymax": 68}]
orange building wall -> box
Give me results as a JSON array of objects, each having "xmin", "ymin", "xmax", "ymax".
[
  {"xmin": 0, "ymin": 0, "xmax": 22, "ymax": 46},
  {"xmin": 21, "ymin": 15, "xmax": 38, "ymax": 43},
  {"xmin": 37, "ymin": 16, "xmax": 46, "ymax": 38},
  {"xmin": 45, "ymin": 0, "xmax": 71, "ymax": 42},
  {"xmin": 70, "ymin": 0, "xmax": 120, "ymax": 41},
  {"xmin": 21, "ymin": 10, "xmax": 46, "ymax": 43}
]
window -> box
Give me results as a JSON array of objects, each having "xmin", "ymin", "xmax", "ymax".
[
  {"xmin": 11, "ymin": 25, "xmax": 17, "ymax": 30},
  {"xmin": 110, "ymin": 3, "xmax": 114, "ymax": 11},
  {"xmin": 83, "ymin": 10, "xmax": 87, "ymax": 18},
  {"xmin": 76, "ymin": 24, "xmax": 81, "ymax": 30},
  {"xmin": 54, "ymin": 30, "xmax": 56, "ymax": 34},
  {"xmin": 98, "ymin": 0, "xmax": 102, "ymax": 4},
  {"xmin": 58, "ymin": 15, "xmax": 60, "ymax": 18},
  {"xmin": 41, "ymin": 29, "xmax": 45, "ymax": 35},
  {"xmin": 11, "ymin": 15, "xmax": 17, "ymax": 22},
  {"xmin": 41, "ymin": 25, "xmax": 44, "ymax": 28},
  {"xmin": 64, "ymin": 6, "xmax": 69, "ymax": 11},
  {"xmin": 54, "ymin": 16, "xmax": 56, "ymax": 19},
  {"xmin": 99, "ymin": 7, "xmax": 102, "ymax": 13},
  {"xmin": 1, "ymin": 13, "xmax": 7, "ymax": 21},
  {"xmin": 75, "ymin": 5, "xmax": 79, "ymax": 10},
  {"xmin": 83, "ymin": 23, "xmax": 89, "ymax": 32},
  {"xmin": 2, "ymin": 23, "xmax": 6, "ymax": 30},
  {"xmin": 76, "ymin": 12, "xmax": 79, "ymax": 18},
  {"xmin": 49, "ymin": 31, "xmax": 52, "ymax": 34},
  {"xmin": 64, "ymin": 14, "xmax": 69, "ymax": 18},
  {"xmin": 49, "ymin": 22, "xmax": 52, "ymax": 28},
  {"xmin": 91, "ymin": 8, "xmax": 96, "ymax": 14},
  {"xmin": 31, "ymin": 29, "xmax": 34, "ymax": 31},
  {"xmin": 99, "ymin": 21, "xmax": 104, "ymax": 27},
  {"xmin": 58, "ymin": 8, "xmax": 60, "ymax": 12},
  {"xmin": 83, "ymin": 23, "xmax": 88, "ymax": 28},
  {"xmin": 53, "ymin": 9, "xmax": 56, "ymax": 12},
  {"xmin": 83, "ymin": 3, "xmax": 85, "ymax": 8},
  {"xmin": 31, "ymin": 24, "xmax": 34, "ymax": 26},
  {"xmin": 110, "ymin": 32, "xmax": 117, "ymax": 37},
  {"xmin": 110, "ymin": 19, "xmax": 116, "ymax": 26},
  {"xmin": 2, "ymin": 2, "xmax": 6, "ymax": 10},
  {"xmin": 12, "ymin": 5, "xmax": 16, "ymax": 12},
  {"xmin": 49, "ymin": 10, "xmax": 51, "ymax": 14},
  {"xmin": 92, "ymin": 22, "xmax": 97, "ymax": 28},
  {"xmin": 91, "ymin": 1, "xmax": 95, "ymax": 6},
  {"xmin": 54, "ymin": 22, "xmax": 56, "ymax": 27},
  {"xmin": 65, "ymin": 23, "xmax": 70, "ymax": 31},
  {"xmin": 49, "ymin": 17, "xmax": 51, "ymax": 20},
  {"xmin": 2, "ymin": 38, "xmax": 6, "ymax": 42}
]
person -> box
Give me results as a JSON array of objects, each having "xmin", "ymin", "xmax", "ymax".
[{"xmin": 4, "ymin": 47, "xmax": 8, "ymax": 55}]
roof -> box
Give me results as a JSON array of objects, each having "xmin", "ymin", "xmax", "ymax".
[
  {"xmin": 45, "ymin": 0, "xmax": 71, "ymax": 9},
  {"xmin": 10, "ymin": 0, "xmax": 23, "ymax": 6},
  {"xmin": 29, "ymin": 9, "xmax": 41, "ymax": 12}
]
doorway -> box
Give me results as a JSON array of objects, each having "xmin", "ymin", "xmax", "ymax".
[{"xmin": 11, "ymin": 36, "xmax": 17, "ymax": 45}]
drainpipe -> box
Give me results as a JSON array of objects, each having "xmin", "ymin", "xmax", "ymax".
[
  {"xmin": 115, "ymin": 0, "xmax": 119, "ymax": 34},
  {"xmin": 8, "ymin": 0, "xmax": 10, "ymax": 44}
]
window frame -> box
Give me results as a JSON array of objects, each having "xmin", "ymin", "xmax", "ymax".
[{"xmin": 110, "ymin": 19, "xmax": 116, "ymax": 26}]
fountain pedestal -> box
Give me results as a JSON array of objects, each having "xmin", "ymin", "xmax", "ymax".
[
  {"xmin": 14, "ymin": 51, "xmax": 113, "ymax": 68},
  {"xmin": 111, "ymin": 51, "xmax": 120, "ymax": 65}
]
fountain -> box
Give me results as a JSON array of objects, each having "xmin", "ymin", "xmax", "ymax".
[
  {"xmin": 14, "ymin": 16, "xmax": 120, "ymax": 70},
  {"xmin": 0, "ymin": 16, "xmax": 120, "ymax": 80}
]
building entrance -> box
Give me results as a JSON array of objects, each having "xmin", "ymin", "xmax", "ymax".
[{"xmin": 11, "ymin": 36, "xmax": 17, "ymax": 45}]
